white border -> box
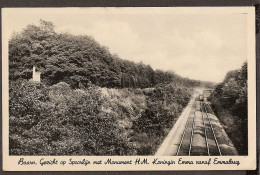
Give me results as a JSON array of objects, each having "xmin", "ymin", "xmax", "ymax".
[{"xmin": 2, "ymin": 7, "xmax": 256, "ymax": 171}]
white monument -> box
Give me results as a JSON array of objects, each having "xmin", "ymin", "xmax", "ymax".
[{"xmin": 33, "ymin": 66, "xmax": 41, "ymax": 82}]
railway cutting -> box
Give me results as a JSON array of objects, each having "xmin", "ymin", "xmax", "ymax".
[{"xmin": 155, "ymin": 88, "xmax": 238, "ymax": 156}]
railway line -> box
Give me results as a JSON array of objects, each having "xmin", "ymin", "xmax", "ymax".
[
  {"xmin": 155, "ymin": 89, "xmax": 238, "ymax": 156},
  {"xmin": 176, "ymin": 100, "xmax": 222, "ymax": 156}
]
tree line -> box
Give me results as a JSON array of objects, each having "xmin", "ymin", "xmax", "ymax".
[
  {"xmin": 9, "ymin": 20, "xmax": 202, "ymax": 89},
  {"xmin": 8, "ymin": 20, "xmax": 209, "ymax": 155},
  {"xmin": 209, "ymin": 62, "xmax": 247, "ymax": 121},
  {"xmin": 209, "ymin": 62, "xmax": 248, "ymax": 155}
]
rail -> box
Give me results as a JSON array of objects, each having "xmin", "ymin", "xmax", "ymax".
[
  {"xmin": 176, "ymin": 100, "xmax": 222, "ymax": 156},
  {"xmin": 202, "ymin": 103, "xmax": 222, "ymax": 156}
]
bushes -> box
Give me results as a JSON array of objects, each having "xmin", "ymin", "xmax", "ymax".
[
  {"xmin": 9, "ymin": 20, "xmax": 203, "ymax": 155},
  {"xmin": 98, "ymin": 85, "xmax": 193, "ymax": 155},
  {"xmin": 209, "ymin": 63, "xmax": 247, "ymax": 120},
  {"xmin": 209, "ymin": 62, "xmax": 248, "ymax": 155},
  {"xmin": 9, "ymin": 81, "xmax": 135, "ymax": 155},
  {"xmin": 131, "ymin": 84, "xmax": 193, "ymax": 155},
  {"xmin": 9, "ymin": 80, "xmax": 50, "ymax": 134},
  {"xmin": 9, "ymin": 79, "xmax": 194, "ymax": 155}
]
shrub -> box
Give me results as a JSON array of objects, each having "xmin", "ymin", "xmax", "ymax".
[
  {"xmin": 131, "ymin": 84, "xmax": 193, "ymax": 155},
  {"xmin": 209, "ymin": 62, "xmax": 248, "ymax": 155},
  {"xmin": 9, "ymin": 81, "xmax": 135, "ymax": 155}
]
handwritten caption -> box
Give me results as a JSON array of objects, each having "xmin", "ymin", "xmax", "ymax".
[{"xmin": 17, "ymin": 157, "xmax": 240, "ymax": 167}]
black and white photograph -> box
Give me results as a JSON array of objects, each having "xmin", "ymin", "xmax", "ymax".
[{"xmin": 2, "ymin": 7, "xmax": 256, "ymax": 171}]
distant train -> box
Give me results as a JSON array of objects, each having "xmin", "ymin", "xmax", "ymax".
[
  {"xmin": 196, "ymin": 89, "xmax": 212, "ymax": 102},
  {"xmin": 203, "ymin": 89, "xmax": 212, "ymax": 102}
]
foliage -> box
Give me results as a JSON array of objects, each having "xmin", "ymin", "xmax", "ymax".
[
  {"xmin": 9, "ymin": 81, "xmax": 134, "ymax": 155},
  {"xmin": 131, "ymin": 84, "xmax": 192, "ymax": 155},
  {"xmin": 154, "ymin": 70, "xmax": 203, "ymax": 88},
  {"xmin": 9, "ymin": 20, "xmax": 200, "ymax": 155},
  {"xmin": 9, "ymin": 20, "xmax": 204, "ymax": 89},
  {"xmin": 209, "ymin": 62, "xmax": 247, "ymax": 121},
  {"xmin": 208, "ymin": 62, "xmax": 248, "ymax": 155},
  {"xmin": 9, "ymin": 80, "xmax": 193, "ymax": 155}
]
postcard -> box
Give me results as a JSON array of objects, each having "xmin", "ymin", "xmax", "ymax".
[{"xmin": 2, "ymin": 7, "xmax": 256, "ymax": 171}]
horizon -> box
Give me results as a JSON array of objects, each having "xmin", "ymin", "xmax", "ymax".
[{"xmin": 5, "ymin": 8, "xmax": 247, "ymax": 83}]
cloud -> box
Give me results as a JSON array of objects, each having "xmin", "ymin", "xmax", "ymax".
[
  {"xmin": 193, "ymin": 31, "xmax": 224, "ymax": 51},
  {"xmin": 8, "ymin": 10, "xmax": 246, "ymax": 83},
  {"xmin": 56, "ymin": 21, "xmax": 142, "ymax": 58}
]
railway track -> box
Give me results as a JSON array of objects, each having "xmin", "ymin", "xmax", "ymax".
[{"xmin": 176, "ymin": 100, "xmax": 222, "ymax": 156}]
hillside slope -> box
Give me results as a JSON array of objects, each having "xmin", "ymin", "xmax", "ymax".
[
  {"xmin": 9, "ymin": 20, "xmax": 202, "ymax": 155},
  {"xmin": 10, "ymin": 80, "xmax": 192, "ymax": 155},
  {"xmin": 208, "ymin": 62, "xmax": 248, "ymax": 155}
]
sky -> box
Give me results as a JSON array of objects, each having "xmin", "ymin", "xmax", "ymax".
[{"xmin": 3, "ymin": 8, "xmax": 248, "ymax": 82}]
